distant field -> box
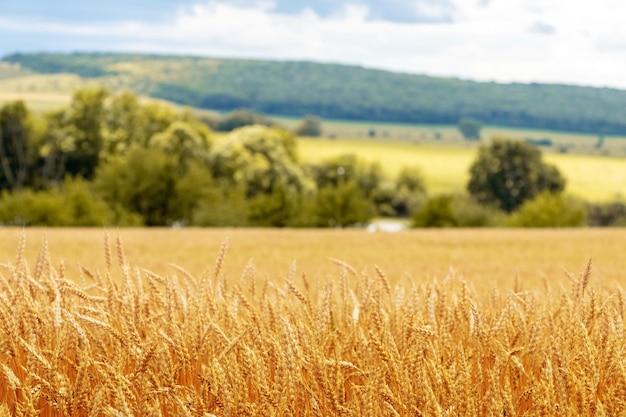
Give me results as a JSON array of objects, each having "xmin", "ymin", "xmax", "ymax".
[
  {"xmin": 0, "ymin": 74, "xmax": 187, "ymax": 113},
  {"xmin": 299, "ymin": 139, "xmax": 472, "ymax": 195},
  {"xmin": 2, "ymin": 228, "xmax": 625, "ymax": 293},
  {"xmin": 299, "ymin": 137, "xmax": 626, "ymax": 201},
  {"xmin": 0, "ymin": 73, "xmax": 86, "ymax": 111}
]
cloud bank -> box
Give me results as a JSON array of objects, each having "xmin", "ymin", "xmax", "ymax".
[{"xmin": 2, "ymin": 0, "xmax": 626, "ymax": 89}]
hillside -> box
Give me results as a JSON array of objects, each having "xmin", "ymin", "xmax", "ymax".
[{"xmin": 4, "ymin": 52, "xmax": 626, "ymax": 135}]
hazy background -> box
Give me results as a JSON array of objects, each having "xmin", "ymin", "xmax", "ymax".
[{"xmin": 2, "ymin": 0, "xmax": 625, "ymax": 88}]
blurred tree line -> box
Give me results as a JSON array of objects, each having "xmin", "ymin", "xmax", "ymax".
[
  {"xmin": 1, "ymin": 88, "xmax": 624, "ymax": 228},
  {"xmin": 0, "ymin": 88, "xmax": 426, "ymax": 227},
  {"xmin": 7, "ymin": 53, "xmax": 626, "ymax": 136}
]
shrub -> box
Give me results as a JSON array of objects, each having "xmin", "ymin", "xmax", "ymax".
[
  {"xmin": 94, "ymin": 148, "xmax": 214, "ymax": 226},
  {"xmin": 0, "ymin": 177, "xmax": 135, "ymax": 226},
  {"xmin": 215, "ymin": 109, "xmax": 274, "ymax": 132},
  {"xmin": 585, "ymin": 201, "xmax": 626, "ymax": 227},
  {"xmin": 508, "ymin": 191, "xmax": 587, "ymax": 227},
  {"xmin": 191, "ymin": 183, "xmax": 250, "ymax": 227},
  {"xmin": 315, "ymin": 180, "xmax": 375, "ymax": 227},
  {"xmin": 413, "ymin": 194, "xmax": 505, "ymax": 228},
  {"xmin": 294, "ymin": 115, "xmax": 322, "ymax": 137},
  {"xmin": 391, "ymin": 166, "xmax": 428, "ymax": 217},
  {"xmin": 458, "ymin": 117, "xmax": 482, "ymax": 140}
]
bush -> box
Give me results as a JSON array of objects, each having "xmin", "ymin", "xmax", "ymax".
[
  {"xmin": 458, "ymin": 118, "xmax": 482, "ymax": 141},
  {"xmin": 508, "ymin": 192, "xmax": 587, "ymax": 227},
  {"xmin": 315, "ymin": 181, "xmax": 375, "ymax": 227},
  {"xmin": 391, "ymin": 166, "xmax": 428, "ymax": 217},
  {"xmin": 294, "ymin": 115, "xmax": 322, "ymax": 137},
  {"xmin": 94, "ymin": 148, "xmax": 215, "ymax": 226},
  {"xmin": 585, "ymin": 201, "xmax": 626, "ymax": 227},
  {"xmin": 0, "ymin": 177, "xmax": 137, "ymax": 226},
  {"xmin": 309, "ymin": 154, "xmax": 384, "ymax": 199},
  {"xmin": 413, "ymin": 194, "xmax": 505, "ymax": 228},
  {"xmin": 215, "ymin": 109, "xmax": 274, "ymax": 132},
  {"xmin": 191, "ymin": 183, "xmax": 250, "ymax": 227}
]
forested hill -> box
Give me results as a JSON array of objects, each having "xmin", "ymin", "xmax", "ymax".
[{"xmin": 4, "ymin": 52, "xmax": 626, "ymax": 135}]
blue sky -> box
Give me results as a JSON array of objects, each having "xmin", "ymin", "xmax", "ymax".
[{"xmin": 2, "ymin": 0, "xmax": 626, "ymax": 89}]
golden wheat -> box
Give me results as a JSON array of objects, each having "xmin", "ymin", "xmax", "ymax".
[{"xmin": 0, "ymin": 234, "xmax": 625, "ymax": 416}]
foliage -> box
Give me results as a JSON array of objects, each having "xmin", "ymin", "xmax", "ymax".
[
  {"xmin": 508, "ymin": 191, "xmax": 587, "ymax": 227},
  {"xmin": 63, "ymin": 87, "xmax": 109, "ymax": 178},
  {"xmin": 247, "ymin": 182, "xmax": 305, "ymax": 227},
  {"xmin": 214, "ymin": 109, "xmax": 274, "ymax": 132},
  {"xmin": 294, "ymin": 115, "xmax": 323, "ymax": 137},
  {"xmin": 149, "ymin": 120, "xmax": 212, "ymax": 168},
  {"xmin": 315, "ymin": 180, "xmax": 375, "ymax": 227},
  {"xmin": 93, "ymin": 148, "xmax": 213, "ymax": 226},
  {"xmin": 209, "ymin": 125, "xmax": 314, "ymax": 199},
  {"xmin": 3, "ymin": 81, "xmax": 625, "ymax": 228},
  {"xmin": 0, "ymin": 100, "xmax": 40, "ymax": 190},
  {"xmin": 309, "ymin": 154, "xmax": 383, "ymax": 198},
  {"xmin": 413, "ymin": 193, "xmax": 505, "ymax": 228},
  {"xmin": 0, "ymin": 176, "xmax": 132, "ymax": 226},
  {"xmin": 585, "ymin": 201, "xmax": 626, "ymax": 227},
  {"xmin": 458, "ymin": 117, "xmax": 482, "ymax": 141},
  {"xmin": 102, "ymin": 90, "xmax": 143, "ymax": 154},
  {"xmin": 9, "ymin": 52, "xmax": 626, "ymax": 135},
  {"xmin": 467, "ymin": 138, "xmax": 566, "ymax": 213},
  {"xmin": 391, "ymin": 166, "xmax": 428, "ymax": 216},
  {"xmin": 191, "ymin": 183, "xmax": 250, "ymax": 227}
]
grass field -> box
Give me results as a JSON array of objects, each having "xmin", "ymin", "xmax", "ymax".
[
  {"xmin": 277, "ymin": 116, "xmax": 626, "ymax": 157},
  {"xmin": 299, "ymin": 137, "xmax": 626, "ymax": 201},
  {"xmin": 2, "ymin": 228, "xmax": 626, "ymax": 415}
]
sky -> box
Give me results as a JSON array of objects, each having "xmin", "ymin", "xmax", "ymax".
[{"xmin": 1, "ymin": 0, "xmax": 626, "ymax": 89}]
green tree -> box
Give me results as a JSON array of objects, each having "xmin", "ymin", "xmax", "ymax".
[
  {"xmin": 391, "ymin": 166, "xmax": 427, "ymax": 217},
  {"xmin": 0, "ymin": 101, "xmax": 39, "ymax": 190},
  {"xmin": 412, "ymin": 194, "xmax": 458, "ymax": 227},
  {"xmin": 467, "ymin": 138, "xmax": 565, "ymax": 213},
  {"xmin": 309, "ymin": 154, "xmax": 383, "ymax": 199},
  {"xmin": 64, "ymin": 87, "xmax": 109, "ymax": 178},
  {"xmin": 102, "ymin": 90, "xmax": 144, "ymax": 155},
  {"xmin": 150, "ymin": 120, "xmax": 212, "ymax": 169},
  {"xmin": 315, "ymin": 180, "xmax": 375, "ymax": 227},
  {"xmin": 191, "ymin": 183, "xmax": 250, "ymax": 227},
  {"xmin": 37, "ymin": 108, "xmax": 71, "ymax": 186},
  {"xmin": 295, "ymin": 116, "xmax": 322, "ymax": 137},
  {"xmin": 94, "ymin": 148, "xmax": 213, "ymax": 226},
  {"xmin": 137, "ymin": 101, "xmax": 179, "ymax": 147},
  {"xmin": 586, "ymin": 201, "xmax": 626, "ymax": 226},
  {"xmin": 413, "ymin": 193, "xmax": 505, "ymax": 228},
  {"xmin": 247, "ymin": 182, "xmax": 302, "ymax": 227},
  {"xmin": 209, "ymin": 125, "xmax": 314, "ymax": 199},
  {"xmin": 458, "ymin": 118, "xmax": 482, "ymax": 141}
]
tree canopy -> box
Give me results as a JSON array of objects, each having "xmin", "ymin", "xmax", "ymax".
[
  {"xmin": 458, "ymin": 118, "xmax": 482, "ymax": 141},
  {"xmin": 467, "ymin": 138, "xmax": 566, "ymax": 213}
]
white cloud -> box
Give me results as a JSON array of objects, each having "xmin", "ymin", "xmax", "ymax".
[{"xmin": 3, "ymin": 0, "xmax": 626, "ymax": 89}]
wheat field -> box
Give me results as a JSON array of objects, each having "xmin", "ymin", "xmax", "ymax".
[{"xmin": 1, "ymin": 229, "xmax": 626, "ymax": 415}]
